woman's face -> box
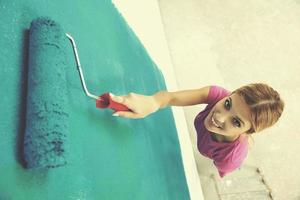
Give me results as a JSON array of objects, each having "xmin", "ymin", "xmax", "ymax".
[{"xmin": 204, "ymin": 93, "xmax": 252, "ymax": 140}]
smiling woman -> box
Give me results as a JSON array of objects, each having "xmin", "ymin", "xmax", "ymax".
[
  {"xmin": 203, "ymin": 92, "xmax": 253, "ymax": 143},
  {"xmin": 111, "ymin": 83, "xmax": 284, "ymax": 177}
]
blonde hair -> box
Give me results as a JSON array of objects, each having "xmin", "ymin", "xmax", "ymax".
[{"xmin": 233, "ymin": 83, "xmax": 284, "ymax": 134}]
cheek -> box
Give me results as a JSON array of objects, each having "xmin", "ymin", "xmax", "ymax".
[
  {"xmin": 219, "ymin": 124, "xmax": 240, "ymax": 136},
  {"xmin": 225, "ymin": 126, "xmax": 248, "ymax": 136},
  {"xmin": 214, "ymin": 102, "xmax": 223, "ymax": 111},
  {"xmin": 218, "ymin": 127, "xmax": 232, "ymax": 136}
]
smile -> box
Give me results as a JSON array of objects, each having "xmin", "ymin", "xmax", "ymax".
[{"xmin": 211, "ymin": 115, "xmax": 221, "ymax": 128}]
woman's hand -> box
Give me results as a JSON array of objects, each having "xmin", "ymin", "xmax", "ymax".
[{"xmin": 110, "ymin": 93, "xmax": 160, "ymax": 119}]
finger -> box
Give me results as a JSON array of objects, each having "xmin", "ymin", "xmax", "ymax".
[
  {"xmin": 110, "ymin": 93, "xmax": 132, "ymax": 108},
  {"xmin": 110, "ymin": 93, "xmax": 126, "ymax": 104},
  {"xmin": 113, "ymin": 111, "xmax": 139, "ymax": 119}
]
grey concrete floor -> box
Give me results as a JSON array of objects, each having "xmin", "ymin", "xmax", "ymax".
[{"xmin": 158, "ymin": 0, "xmax": 300, "ymax": 199}]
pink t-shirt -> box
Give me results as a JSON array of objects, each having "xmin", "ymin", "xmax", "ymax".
[{"xmin": 194, "ymin": 85, "xmax": 248, "ymax": 177}]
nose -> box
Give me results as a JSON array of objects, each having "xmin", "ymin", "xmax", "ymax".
[{"xmin": 214, "ymin": 111, "xmax": 230, "ymax": 124}]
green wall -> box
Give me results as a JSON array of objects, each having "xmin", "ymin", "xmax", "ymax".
[{"xmin": 0, "ymin": 0, "xmax": 190, "ymax": 199}]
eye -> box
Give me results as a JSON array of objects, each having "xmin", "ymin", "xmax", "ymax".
[
  {"xmin": 224, "ymin": 99, "xmax": 230, "ymax": 110},
  {"xmin": 233, "ymin": 118, "xmax": 241, "ymax": 128}
]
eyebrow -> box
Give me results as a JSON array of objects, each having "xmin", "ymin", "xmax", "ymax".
[{"xmin": 229, "ymin": 97, "xmax": 245, "ymax": 127}]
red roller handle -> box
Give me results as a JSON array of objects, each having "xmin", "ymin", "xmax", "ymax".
[{"xmin": 96, "ymin": 93, "xmax": 130, "ymax": 112}]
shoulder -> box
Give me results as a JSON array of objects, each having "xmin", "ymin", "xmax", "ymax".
[{"xmin": 206, "ymin": 85, "xmax": 231, "ymax": 104}]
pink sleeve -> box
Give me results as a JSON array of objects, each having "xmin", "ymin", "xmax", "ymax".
[{"xmin": 206, "ymin": 85, "xmax": 231, "ymax": 105}]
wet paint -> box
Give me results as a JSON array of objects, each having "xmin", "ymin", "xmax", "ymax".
[{"xmin": 0, "ymin": 0, "xmax": 190, "ymax": 199}]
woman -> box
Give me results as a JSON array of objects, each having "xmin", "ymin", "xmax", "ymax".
[{"xmin": 110, "ymin": 83, "xmax": 284, "ymax": 177}]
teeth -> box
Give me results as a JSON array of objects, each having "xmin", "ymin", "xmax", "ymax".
[{"xmin": 212, "ymin": 117, "xmax": 220, "ymax": 128}]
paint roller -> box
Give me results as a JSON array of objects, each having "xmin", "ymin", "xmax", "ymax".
[
  {"xmin": 24, "ymin": 17, "xmax": 69, "ymax": 169},
  {"xmin": 24, "ymin": 17, "xmax": 129, "ymax": 169}
]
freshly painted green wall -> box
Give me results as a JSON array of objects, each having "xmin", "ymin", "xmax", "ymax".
[{"xmin": 0, "ymin": 0, "xmax": 190, "ymax": 199}]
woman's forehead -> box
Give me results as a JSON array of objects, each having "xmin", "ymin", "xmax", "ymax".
[{"xmin": 228, "ymin": 93, "xmax": 252, "ymax": 125}]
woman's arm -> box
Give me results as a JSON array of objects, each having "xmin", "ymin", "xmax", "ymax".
[
  {"xmin": 153, "ymin": 86, "xmax": 210, "ymax": 108},
  {"xmin": 110, "ymin": 86, "xmax": 210, "ymax": 119}
]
